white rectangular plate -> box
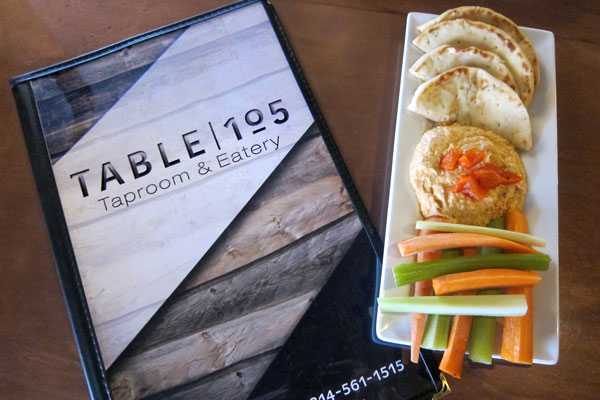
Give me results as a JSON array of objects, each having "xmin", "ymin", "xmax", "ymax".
[{"xmin": 376, "ymin": 12, "xmax": 559, "ymax": 364}]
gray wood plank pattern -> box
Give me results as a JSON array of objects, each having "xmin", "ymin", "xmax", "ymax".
[
  {"xmin": 122, "ymin": 213, "xmax": 361, "ymax": 355},
  {"xmin": 109, "ymin": 290, "xmax": 318, "ymax": 398},
  {"xmin": 30, "ymin": 30, "xmax": 183, "ymax": 161},
  {"xmin": 178, "ymin": 134, "xmax": 354, "ymax": 292},
  {"xmin": 145, "ymin": 351, "xmax": 279, "ymax": 400}
]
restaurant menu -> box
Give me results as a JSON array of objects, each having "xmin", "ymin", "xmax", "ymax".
[{"xmin": 11, "ymin": 1, "xmax": 442, "ymax": 399}]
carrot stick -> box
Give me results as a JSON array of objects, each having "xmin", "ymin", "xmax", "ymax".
[
  {"xmin": 398, "ymin": 233, "xmax": 541, "ymax": 256},
  {"xmin": 501, "ymin": 210, "xmax": 534, "ymax": 364},
  {"xmin": 411, "ymin": 216, "xmax": 449, "ymax": 363},
  {"xmin": 411, "ymin": 252, "xmax": 437, "ymax": 364},
  {"xmin": 439, "ymin": 291, "xmax": 476, "ymax": 378},
  {"xmin": 501, "ymin": 286, "xmax": 534, "ymax": 364},
  {"xmin": 432, "ymin": 269, "xmax": 541, "ymax": 295},
  {"xmin": 439, "ymin": 247, "xmax": 478, "ymax": 378},
  {"xmin": 506, "ymin": 209, "xmax": 528, "ymax": 234}
]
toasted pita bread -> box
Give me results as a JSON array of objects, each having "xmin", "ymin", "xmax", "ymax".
[
  {"xmin": 409, "ymin": 45, "xmax": 519, "ymax": 94},
  {"xmin": 417, "ymin": 6, "xmax": 540, "ymax": 91},
  {"xmin": 413, "ymin": 19, "xmax": 535, "ymax": 108},
  {"xmin": 407, "ymin": 66, "xmax": 532, "ymax": 150}
]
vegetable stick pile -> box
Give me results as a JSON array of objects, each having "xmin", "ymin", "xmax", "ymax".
[{"xmin": 377, "ymin": 210, "xmax": 550, "ymax": 378}]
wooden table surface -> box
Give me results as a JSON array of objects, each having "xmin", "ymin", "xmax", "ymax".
[{"xmin": 1, "ymin": 0, "xmax": 598, "ymax": 399}]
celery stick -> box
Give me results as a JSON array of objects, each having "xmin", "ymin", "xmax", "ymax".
[
  {"xmin": 377, "ymin": 295, "xmax": 527, "ymax": 316},
  {"xmin": 469, "ymin": 316, "xmax": 497, "ymax": 364},
  {"xmin": 421, "ymin": 314, "xmax": 452, "ymax": 350},
  {"xmin": 415, "ymin": 220, "xmax": 546, "ymax": 247},
  {"xmin": 419, "ymin": 250, "xmax": 457, "ymax": 351},
  {"xmin": 393, "ymin": 253, "xmax": 550, "ymax": 286},
  {"xmin": 486, "ymin": 217, "xmax": 504, "ymax": 230},
  {"xmin": 469, "ymin": 289, "xmax": 501, "ymax": 364},
  {"xmin": 480, "ymin": 217, "xmax": 505, "ymax": 255}
]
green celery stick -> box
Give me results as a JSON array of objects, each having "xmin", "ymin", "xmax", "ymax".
[
  {"xmin": 421, "ymin": 314, "xmax": 452, "ymax": 350},
  {"xmin": 415, "ymin": 219, "xmax": 545, "ymax": 247},
  {"xmin": 377, "ymin": 295, "xmax": 527, "ymax": 316},
  {"xmin": 480, "ymin": 217, "xmax": 505, "ymax": 255},
  {"xmin": 393, "ymin": 253, "xmax": 550, "ymax": 287},
  {"xmin": 419, "ymin": 249, "xmax": 458, "ymax": 352},
  {"xmin": 469, "ymin": 289, "xmax": 501, "ymax": 364}
]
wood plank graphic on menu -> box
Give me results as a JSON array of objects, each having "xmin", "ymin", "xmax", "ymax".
[
  {"xmin": 28, "ymin": 2, "xmax": 365, "ymax": 397},
  {"xmin": 31, "ymin": 1, "xmax": 319, "ymax": 369}
]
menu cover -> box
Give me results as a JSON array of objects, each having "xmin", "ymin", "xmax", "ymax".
[{"xmin": 11, "ymin": 1, "xmax": 443, "ymax": 399}]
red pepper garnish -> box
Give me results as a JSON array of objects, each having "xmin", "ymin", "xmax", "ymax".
[
  {"xmin": 440, "ymin": 148, "xmax": 463, "ymax": 170},
  {"xmin": 458, "ymin": 148, "xmax": 486, "ymax": 169},
  {"xmin": 500, "ymin": 171, "xmax": 522, "ymax": 184},
  {"xmin": 451, "ymin": 174, "xmax": 488, "ymax": 201},
  {"xmin": 442, "ymin": 147, "xmax": 521, "ymax": 201},
  {"xmin": 471, "ymin": 164, "xmax": 522, "ymax": 189},
  {"xmin": 470, "ymin": 168, "xmax": 506, "ymax": 189}
]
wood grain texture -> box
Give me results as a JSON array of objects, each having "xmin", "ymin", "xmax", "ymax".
[
  {"xmin": 123, "ymin": 213, "xmax": 361, "ymax": 356},
  {"xmin": 2, "ymin": 1, "xmax": 600, "ymax": 400},
  {"xmin": 30, "ymin": 28, "xmax": 182, "ymax": 162},
  {"xmin": 179, "ymin": 133, "xmax": 355, "ymax": 291},
  {"xmin": 144, "ymin": 351, "xmax": 279, "ymax": 400},
  {"xmin": 109, "ymin": 291, "xmax": 317, "ymax": 399}
]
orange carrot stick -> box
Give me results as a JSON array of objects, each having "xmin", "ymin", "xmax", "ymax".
[
  {"xmin": 501, "ymin": 210, "xmax": 534, "ymax": 364},
  {"xmin": 411, "ymin": 216, "xmax": 449, "ymax": 364},
  {"xmin": 505, "ymin": 209, "xmax": 528, "ymax": 234},
  {"xmin": 501, "ymin": 286, "xmax": 534, "ymax": 364},
  {"xmin": 439, "ymin": 246, "xmax": 478, "ymax": 378},
  {"xmin": 504, "ymin": 209, "xmax": 529, "ymax": 253},
  {"xmin": 397, "ymin": 233, "xmax": 541, "ymax": 256},
  {"xmin": 432, "ymin": 268, "xmax": 541, "ymax": 295},
  {"xmin": 411, "ymin": 252, "xmax": 438, "ymax": 364},
  {"xmin": 439, "ymin": 292, "xmax": 476, "ymax": 378}
]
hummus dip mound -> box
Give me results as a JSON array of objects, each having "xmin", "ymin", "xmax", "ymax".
[{"xmin": 409, "ymin": 124, "xmax": 526, "ymax": 226}]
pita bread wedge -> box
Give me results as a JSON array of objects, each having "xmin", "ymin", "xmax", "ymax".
[
  {"xmin": 407, "ymin": 66, "xmax": 532, "ymax": 150},
  {"xmin": 409, "ymin": 45, "xmax": 519, "ymax": 94},
  {"xmin": 417, "ymin": 6, "xmax": 540, "ymax": 91},
  {"xmin": 413, "ymin": 19, "xmax": 535, "ymax": 108}
]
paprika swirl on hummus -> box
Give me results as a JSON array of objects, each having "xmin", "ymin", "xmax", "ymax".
[{"xmin": 409, "ymin": 124, "xmax": 526, "ymax": 226}]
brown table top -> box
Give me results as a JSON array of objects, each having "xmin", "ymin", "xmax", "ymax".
[{"xmin": 1, "ymin": 1, "xmax": 599, "ymax": 399}]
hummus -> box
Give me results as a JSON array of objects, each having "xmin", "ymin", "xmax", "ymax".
[{"xmin": 409, "ymin": 124, "xmax": 526, "ymax": 226}]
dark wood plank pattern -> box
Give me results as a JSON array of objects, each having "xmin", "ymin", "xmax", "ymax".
[
  {"xmin": 31, "ymin": 31, "xmax": 183, "ymax": 101},
  {"xmin": 2, "ymin": 1, "xmax": 600, "ymax": 400},
  {"xmin": 118, "ymin": 212, "xmax": 360, "ymax": 357},
  {"xmin": 109, "ymin": 290, "xmax": 318, "ymax": 399},
  {"xmin": 146, "ymin": 351, "xmax": 279, "ymax": 400},
  {"xmin": 31, "ymin": 30, "xmax": 182, "ymax": 161},
  {"xmin": 179, "ymin": 132, "xmax": 355, "ymax": 291}
]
